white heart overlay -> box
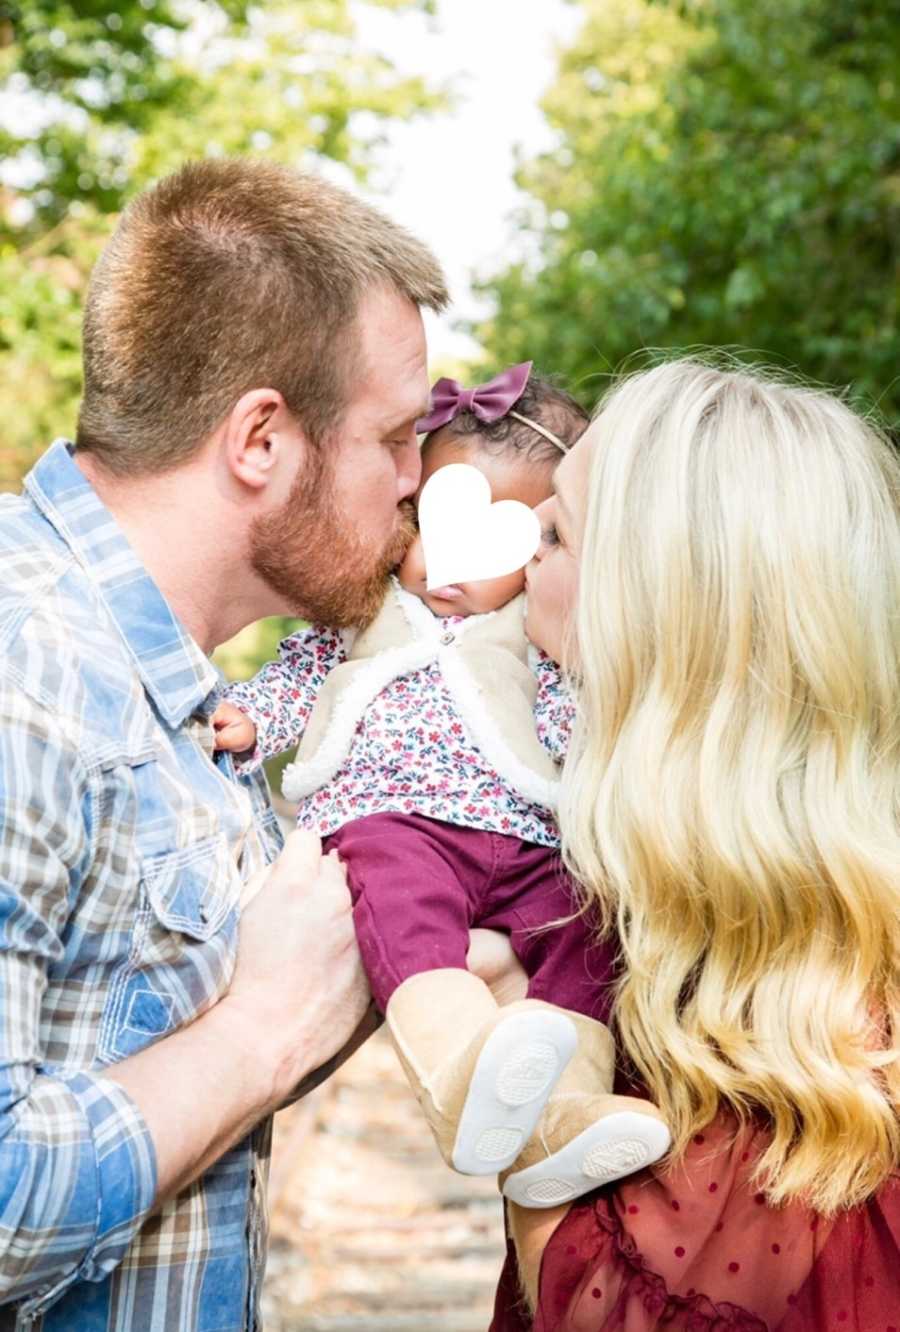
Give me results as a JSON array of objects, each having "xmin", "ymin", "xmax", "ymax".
[{"xmin": 418, "ymin": 463, "xmax": 542, "ymax": 590}]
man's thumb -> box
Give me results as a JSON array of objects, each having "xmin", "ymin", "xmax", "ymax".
[{"xmin": 238, "ymin": 830, "xmax": 323, "ymax": 911}]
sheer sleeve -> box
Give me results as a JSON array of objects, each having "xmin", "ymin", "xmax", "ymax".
[{"xmin": 492, "ymin": 1111, "xmax": 900, "ymax": 1331}]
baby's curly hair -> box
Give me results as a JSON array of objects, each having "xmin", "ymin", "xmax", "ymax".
[{"xmin": 426, "ymin": 373, "xmax": 590, "ymax": 467}]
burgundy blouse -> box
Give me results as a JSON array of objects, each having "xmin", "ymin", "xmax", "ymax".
[{"xmin": 491, "ymin": 1112, "xmax": 900, "ymax": 1331}]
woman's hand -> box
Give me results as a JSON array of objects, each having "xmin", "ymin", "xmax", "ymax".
[
  {"xmin": 467, "ymin": 928, "xmax": 528, "ymax": 1005},
  {"xmin": 465, "ymin": 930, "xmax": 569, "ymax": 1310},
  {"xmin": 507, "ymin": 1202, "xmax": 573, "ymax": 1313}
]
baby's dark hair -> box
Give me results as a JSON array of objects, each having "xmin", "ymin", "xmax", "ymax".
[{"xmin": 425, "ymin": 372, "xmax": 590, "ymax": 467}]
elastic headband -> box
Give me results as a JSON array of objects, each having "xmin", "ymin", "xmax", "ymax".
[{"xmin": 415, "ymin": 361, "xmax": 569, "ymax": 453}]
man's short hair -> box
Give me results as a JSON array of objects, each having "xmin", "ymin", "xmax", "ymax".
[{"xmin": 76, "ymin": 158, "xmax": 449, "ymax": 474}]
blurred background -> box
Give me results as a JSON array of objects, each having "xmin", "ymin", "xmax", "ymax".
[{"xmin": 2, "ymin": 1, "xmax": 899, "ymax": 1322}]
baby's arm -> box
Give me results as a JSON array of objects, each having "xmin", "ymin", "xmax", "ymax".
[
  {"xmin": 213, "ymin": 700, "xmax": 257, "ymax": 752},
  {"xmin": 215, "ymin": 624, "xmax": 347, "ymax": 769},
  {"xmin": 532, "ymin": 648, "xmax": 576, "ymax": 764}
]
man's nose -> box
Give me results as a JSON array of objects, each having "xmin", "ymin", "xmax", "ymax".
[{"xmin": 396, "ymin": 439, "xmax": 422, "ymax": 501}]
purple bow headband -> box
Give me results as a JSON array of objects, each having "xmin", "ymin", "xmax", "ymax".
[{"xmin": 416, "ymin": 361, "xmax": 569, "ymax": 452}]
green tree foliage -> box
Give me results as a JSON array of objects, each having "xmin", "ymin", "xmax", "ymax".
[
  {"xmin": 478, "ymin": 0, "xmax": 900, "ymax": 417},
  {"xmin": 0, "ymin": 0, "xmax": 441, "ymax": 488}
]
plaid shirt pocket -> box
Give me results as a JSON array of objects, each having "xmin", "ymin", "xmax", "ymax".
[{"xmin": 98, "ymin": 837, "xmax": 242, "ymax": 1064}]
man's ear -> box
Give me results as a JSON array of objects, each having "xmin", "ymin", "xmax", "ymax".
[{"xmin": 222, "ymin": 388, "xmax": 296, "ymax": 491}]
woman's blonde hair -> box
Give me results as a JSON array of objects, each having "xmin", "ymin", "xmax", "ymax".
[{"xmin": 561, "ymin": 358, "xmax": 900, "ymax": 1213}]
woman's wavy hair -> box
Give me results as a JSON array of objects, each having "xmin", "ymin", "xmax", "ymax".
[{"xmin": 561, "ymin": 357, "xmax": 900, "ymax": 1213}]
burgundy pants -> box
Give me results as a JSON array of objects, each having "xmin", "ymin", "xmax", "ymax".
[{"xmin": 323, "ymin": 811, "xmax": 618, "ymax": 1020}]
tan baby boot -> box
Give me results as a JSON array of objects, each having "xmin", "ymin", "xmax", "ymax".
[
  {"xmin": 500, "ymin": 1012, "xmax": 671, "ymax": 1208},
  {"xmin": 385, "ymin": 969, "xmax": 580, "ymax": 1176}
]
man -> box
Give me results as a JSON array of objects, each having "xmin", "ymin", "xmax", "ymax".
[{"xmin": 0, "ymin": 158, "xmax": 448, "ymax": 1330}]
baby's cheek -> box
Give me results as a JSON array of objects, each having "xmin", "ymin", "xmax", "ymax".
[
  {"xmin": 397, "ymin": 534, "xmax": 426, "ymax": 588},
  {"xmin": 467, "ymin": 570, "xmax": 526, "ymax": 613}
]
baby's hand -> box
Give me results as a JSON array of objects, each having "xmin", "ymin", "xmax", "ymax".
[{"xmin": 212, "ymin": 700, "xmax": 258, "ymax": 752}]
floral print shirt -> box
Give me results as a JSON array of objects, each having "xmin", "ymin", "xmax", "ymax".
[{"xmin": 226, "ymin": 611, "xmax": 574, "ymax": 849}]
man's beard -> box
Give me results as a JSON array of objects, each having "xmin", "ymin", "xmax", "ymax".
[{"xmin": 249, "ymin": 451, "xmax": 417, "ymax": 628}]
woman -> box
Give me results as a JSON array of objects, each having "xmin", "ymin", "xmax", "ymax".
[{"xmin": 493, "ymin": 359, "xmax": 900, "ymax": 1330}]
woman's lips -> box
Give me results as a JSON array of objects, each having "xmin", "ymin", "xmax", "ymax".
[{"xmin": 428, "ymin": 584, "xmax": 463, "ymax": 601}]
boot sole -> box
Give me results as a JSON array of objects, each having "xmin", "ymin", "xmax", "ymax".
[
  {"xmin": 451, "ymin": 1010, "xmax": 577, "ymax": 1175},
  {"xmin": 501, "ymin": 1111, "xmax": 672, "ymax": 1207}
]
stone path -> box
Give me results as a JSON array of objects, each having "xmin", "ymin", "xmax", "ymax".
[{"xmin": 262, "ymin": 1028, "xmax": 508, "ymax": 1331}]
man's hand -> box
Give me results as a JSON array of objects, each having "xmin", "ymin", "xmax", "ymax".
[
  {"xmin": 222, "ymin": 830, "xmax": 371, "ymax": 1101},
  {"xmin": 106, "ymin": 830, "xmax": 370, "ymax": 1204},
  {"xmin": 212, "ymin": 700, "xmax": 257, "ymax": 752}
]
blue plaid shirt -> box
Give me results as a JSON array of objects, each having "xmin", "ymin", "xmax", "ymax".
[{"xmin": 0, "ymin": 442, "xmax": 283, "ymax": 1330}]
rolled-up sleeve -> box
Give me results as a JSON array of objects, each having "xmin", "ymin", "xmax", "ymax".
[
  {"xmin": 0, "ymin": 1072, "xmax": 156, "ymax": 1302},
  {"xmin": 0, "ymin": 688, "xmax": 157, "ymax": 1305}
]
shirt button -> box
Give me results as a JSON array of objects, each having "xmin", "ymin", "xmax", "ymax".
[{"xmin": 439, "ymin": 631, "xmax": 455, "ymax": 646}]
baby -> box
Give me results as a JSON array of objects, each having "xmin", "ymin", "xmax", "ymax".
[{"xmin": 214, "ymin": 364, "xmax": 669, "ymax": 1208}]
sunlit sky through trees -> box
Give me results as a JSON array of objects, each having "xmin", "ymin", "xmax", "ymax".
[{"xmin": 350, "ymin": 0, "xmax": 582, "ymax": 368}]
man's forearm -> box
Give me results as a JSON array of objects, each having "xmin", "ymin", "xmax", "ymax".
[
  {"xmin": 106, "ymin": 997, "xmax": 300, "ymax": 1206},
  {"xmin": 109, "ymin": 931, "xmax": 528, "ymax": 1208}
]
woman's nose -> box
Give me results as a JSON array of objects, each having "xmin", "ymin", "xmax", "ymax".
[
  {"xmin": 532, "ymin": 499, "xmax": 552, "ymax": 561},
  {"xmin": 531, "ymin": 530, "xmax": 550, "ymax": 564}
]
